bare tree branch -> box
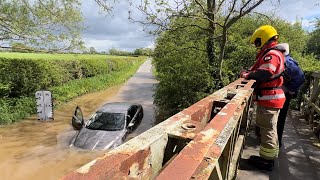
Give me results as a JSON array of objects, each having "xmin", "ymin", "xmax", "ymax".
[
  {"xmin": 94, "ymin": 0, "xmax": 117, "ymax": 13},
  {"xmin": 226, "ymin": 0, "xmax": 265, "ymax": 28},
  {"xmin": 224, "ymin": 0, "xmax": 237, "ymax": 26},
  {"xmin": 250, "ymin": 11, "xmax": 274, "ymax": 24},
  {"xmin": 194, "ymin": 0, "xmax": 206, "ymax": 12},
  {"xmin": 217, "ymin": 0, "xmax": 226, "ymax": 12}
]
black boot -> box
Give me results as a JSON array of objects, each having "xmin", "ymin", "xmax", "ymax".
[{"xmin": 248, "ymin": 155, "xmax": 274, "ymax": 171}]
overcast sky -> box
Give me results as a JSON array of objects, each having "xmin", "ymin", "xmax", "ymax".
[{"xmin": 81, "ymin": 0, "xmax": 320, "ymax": 52}]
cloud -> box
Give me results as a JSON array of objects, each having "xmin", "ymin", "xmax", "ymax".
[
  {"xmin": 255, "ymin": 0, "xmax": 319, "ymax": 30},
  {"xmin": 278, "ymin": 0, "xmax": 319, "ymax": 21},
  {"xmin": 81, "ymin": 0, "xmax": 320, "ymax": 52},
  {"xmin": 81, "ymin": 0, "xmax": 153, "ymax": 52}
]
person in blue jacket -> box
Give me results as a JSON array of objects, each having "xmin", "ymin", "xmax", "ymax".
[{"xmin": 276, "ymin": 43, "xmax": 305, "ymax": 147}]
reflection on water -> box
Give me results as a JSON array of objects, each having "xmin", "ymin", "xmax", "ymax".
[{"xmin": 0, "ymin": 86, "xmax": 122, "ymax": 180}]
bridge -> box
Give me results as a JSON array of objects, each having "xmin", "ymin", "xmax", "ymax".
[{"xmin": 62, "ymin": 73, "xmax": 320, "ymax": 180}]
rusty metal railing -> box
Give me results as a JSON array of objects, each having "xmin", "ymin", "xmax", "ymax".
[
  {"xmin": 300, "ymin": 72, "xmax": 320, "ymax": 138},
  {"xmin": 62, "ymin": 78, "xmax": 255, "ymax": 180}
]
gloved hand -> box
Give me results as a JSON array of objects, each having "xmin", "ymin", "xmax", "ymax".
[{"xmin": 240, "ymin": 70, "xmax": 250, "ymax": 79}]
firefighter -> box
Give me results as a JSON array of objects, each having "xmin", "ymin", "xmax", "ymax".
[{"xmin": 240, "ymin": 25, "xmax": 286, "ymax": 171}]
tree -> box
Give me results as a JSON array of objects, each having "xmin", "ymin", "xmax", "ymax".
[
  {"xmin": 131, "ymin": 0, "xmax": 265, "ymax": 86},
  {"xmin": 10, "ymin": 42, "xmax": 34, "ymax": 52},
  {"xmin": 152, "ymin": 12, "xmax": 312, "ymax": 121},
  {"xmin": 306, "ymin": 18, "xmax": 320, "ymax": 59},
  {"xmin": 108, "ymin": 47, "xmax": 133, "ymax": 56},
  {"xmin": 153, "ymin": 21, "xmax": 211, "ymax": 120},
  {"xmin": 134, "ymin": 48, "xmax": 144, "ymax": 55},
  {"xmin": 134, "ymin": 48, "xmax": 154, "ymax": 56},
  {"xmin": 109, "ymin": 47, "xmax": 119, "ymax": 55},
  {"xmin": 89, "ymin": 47, "xmax": 97, "ymax": 54},
  {"xmin": 0, "ymin": 0, "xmax": 83, "ymax": 50}
]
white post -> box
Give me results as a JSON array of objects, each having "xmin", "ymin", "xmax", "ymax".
[{"xmin": 35, "ymin": 90, "xmax": 54, "ymax": 120}]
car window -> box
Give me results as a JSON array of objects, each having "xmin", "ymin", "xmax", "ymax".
[{"xmin": 86, "ymin": 112, "xmax": 125, "ymax": 131}]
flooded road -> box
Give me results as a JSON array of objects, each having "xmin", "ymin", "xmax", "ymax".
[{"xmin": 0, "ymin": 59, "xmax": 157, "ymax": 180}]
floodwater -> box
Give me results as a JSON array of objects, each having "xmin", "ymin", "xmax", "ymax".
[{"xmin": 0, "ymin": 59, "xmax": 157, "ymax": 180}]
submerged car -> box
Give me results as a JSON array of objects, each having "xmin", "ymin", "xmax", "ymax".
[{"xmin": 70, "ymin": 102, "xmax": 143, "ymax": 150}]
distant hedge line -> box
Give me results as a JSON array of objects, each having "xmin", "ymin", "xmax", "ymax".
[{"xmin": 0, "ymin": 57, "xmax": 138, "ymax": 98}]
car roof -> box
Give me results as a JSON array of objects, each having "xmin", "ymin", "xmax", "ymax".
[{"xmin": 98, "ymin": 102, "xmax": 138, "ymax": 113}]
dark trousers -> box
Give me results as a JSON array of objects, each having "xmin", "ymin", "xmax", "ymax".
[{"xmin": 277, "ymin": 93, "xmax": 293, "ymax": 146}]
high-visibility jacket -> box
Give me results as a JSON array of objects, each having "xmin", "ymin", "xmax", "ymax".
[{"xmin": 248, "ymin": 42, "xmax": 286, "ymax": 108}]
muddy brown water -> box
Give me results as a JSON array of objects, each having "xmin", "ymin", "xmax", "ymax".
[{"xmin": 0, "ymin": 59, "xmax": 157, "ymax": 180}]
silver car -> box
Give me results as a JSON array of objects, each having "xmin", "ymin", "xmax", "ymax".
[{"xmin": 70, "ymin": 102, "xmax": 143, "ymax": 150}]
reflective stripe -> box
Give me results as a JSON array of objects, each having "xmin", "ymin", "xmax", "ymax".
[
  {"xmin": 260, "ymin": 145, "xmax": 279, "ymax": 153},
  {"xmin": 260, "ymin": 145, "xmax": 279, "ymax": 158},
  {"xmin": 258, "ymin": 93, "xmax": 285, "ymax": 100},
  {"xmin": 269, "ymin": 50, "xmax": 285, "ymax": 77},
  {"xmin": 270, "ymin": 69, "xmax": 283, "ymax": 79},
  {"xmin": 260, "ymin": 150, "xmax": 276, "ymax": 158},
  {"xmin": 259, "ymin": 63, "xmax": 277, "ymax": 71}
]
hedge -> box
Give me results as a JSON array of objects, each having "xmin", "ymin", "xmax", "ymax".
[{"xmin": 0, "ymin": 57, "xmax": 139, "ymax": 98}]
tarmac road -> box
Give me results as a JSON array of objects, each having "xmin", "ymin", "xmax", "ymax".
[{"xmin": 108, "ymin": 58, "xmax": 158, "ymax": 138}]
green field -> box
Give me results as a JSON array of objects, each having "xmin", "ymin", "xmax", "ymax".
[{"xmin": 0, "ymin": 52, "xmax": 139, "ymax": 61}]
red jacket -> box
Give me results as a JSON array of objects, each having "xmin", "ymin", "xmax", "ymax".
[{"xmin": 247, "ymin": 42, "xmax": 286, "ymax": 108}]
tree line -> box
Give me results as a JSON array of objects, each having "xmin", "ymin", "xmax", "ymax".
[{"xmin": 0, "ymin": 43, "xmax": 153, "ymax": 56}]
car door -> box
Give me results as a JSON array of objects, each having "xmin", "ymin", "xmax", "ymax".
[
  {"xmin": 136, "ymin": 105, "xmax": 143, "ymax": 120},
  {"xmin": 126, "ymin": 106, "xmax": 138, "ymax": 132},
  {"xmin": 72, "ymin": 106, "xmax": 84, "ymax": 130}
]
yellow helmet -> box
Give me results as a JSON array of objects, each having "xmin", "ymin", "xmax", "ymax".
[{"xmin": 250, "ymin": 25, "xmax": 279, "ymax": 48}]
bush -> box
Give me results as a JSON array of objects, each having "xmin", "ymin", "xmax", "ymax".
[
  {"xmin": 80, "ymin": 59, "xmax": 109, "ymax": 77},
  {"xmin": 0, "ymin": 58, "xmax": 66, "ymax": 97},
  {"xmin": 0, "ymin": 97, "xmax": 35, "ymax": 124}
]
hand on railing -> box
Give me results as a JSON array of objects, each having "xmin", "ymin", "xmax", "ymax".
[{"xmin": 240, "ymin": 69, "xmax": 250, "ymax": 79}]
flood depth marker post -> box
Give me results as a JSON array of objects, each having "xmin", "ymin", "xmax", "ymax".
[{"xmin": 35, "ymin": 90, "xmax": 54, "ymax": 120}]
